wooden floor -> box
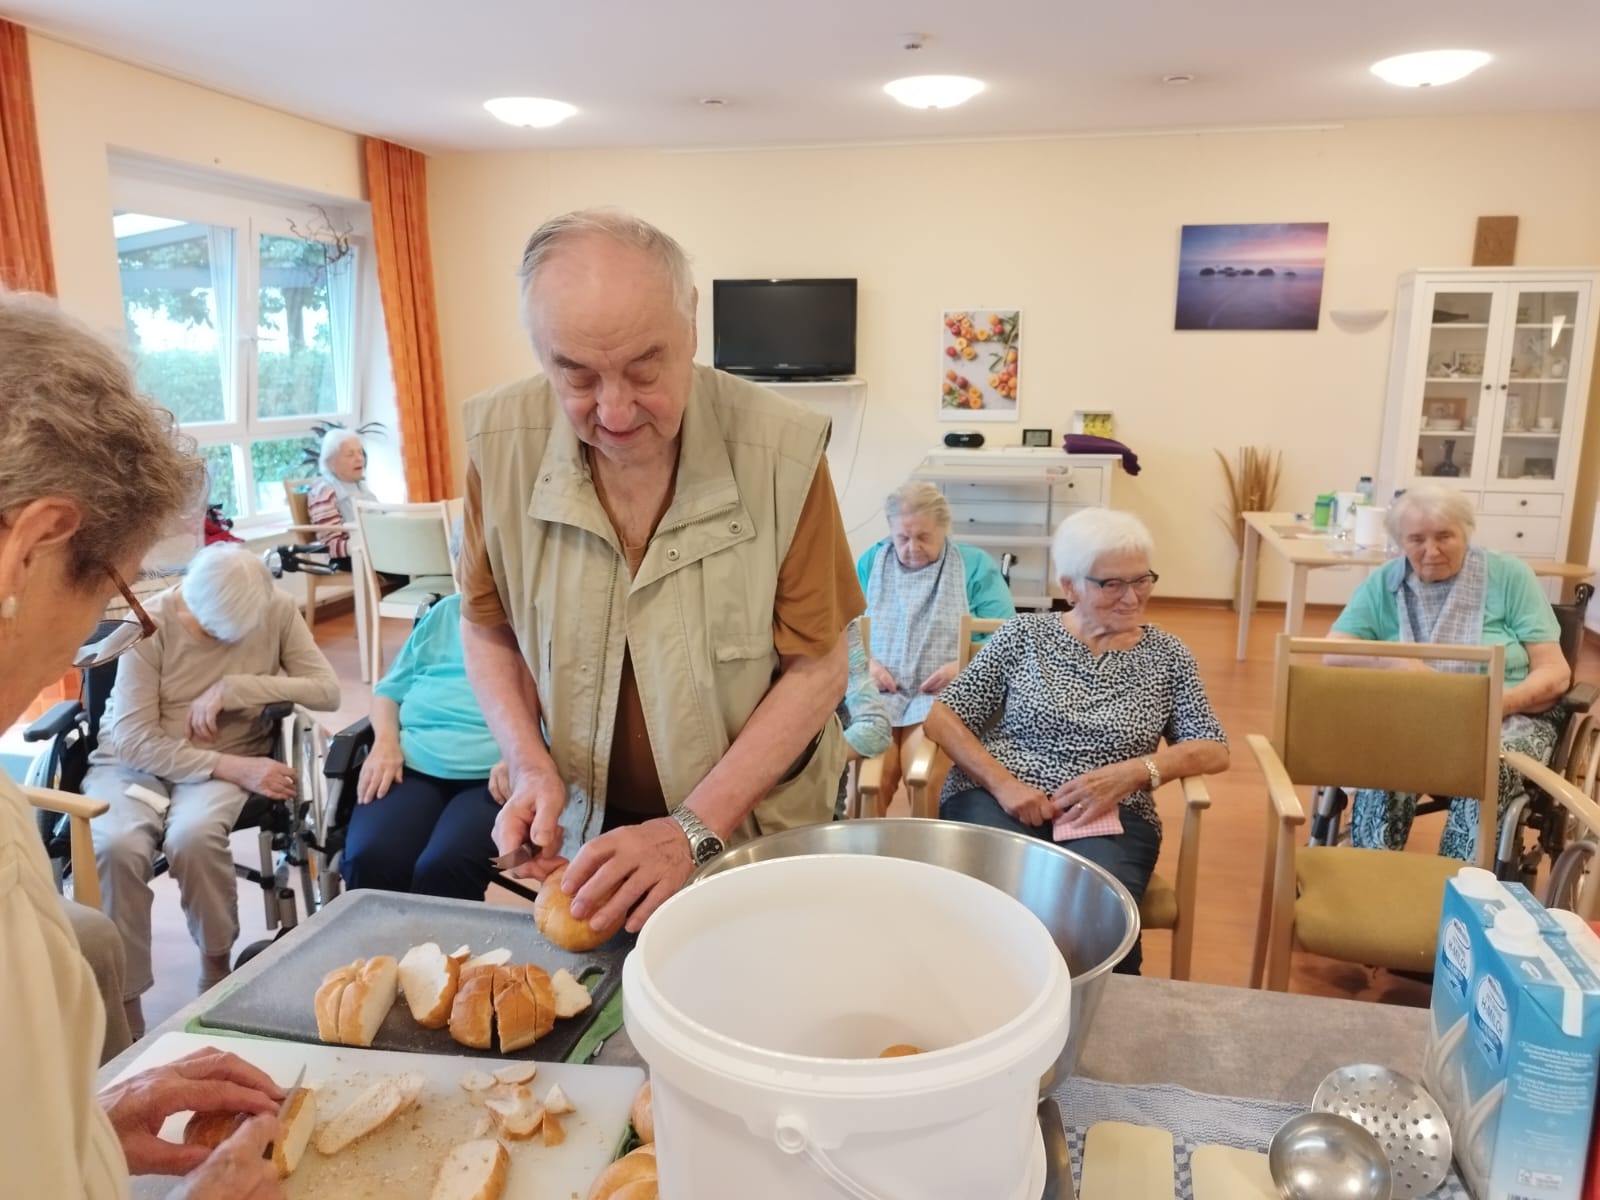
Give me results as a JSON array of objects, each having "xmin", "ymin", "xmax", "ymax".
[{"xmin": 135, "ymin": 598, "xmax": 1600, "ymax": 1030}]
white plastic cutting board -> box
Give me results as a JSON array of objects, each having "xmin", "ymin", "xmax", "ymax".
[{"xmin": 115, "ymin": 1032, "xmax": 645, "ymax": 1200}]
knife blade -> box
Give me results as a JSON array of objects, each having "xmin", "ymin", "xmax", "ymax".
[
  {"xmin": 489, "ymin": 842, "xmax": 538, "ymax": 871},
  {"xmin": 263, "ymin": 1065, "xmax": 307, "ymax": 1162}
]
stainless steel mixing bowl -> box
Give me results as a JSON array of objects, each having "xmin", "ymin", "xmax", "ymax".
[{"xmin": 694, "ymin": 818, "xmax": 1141, "ymax": 1090}]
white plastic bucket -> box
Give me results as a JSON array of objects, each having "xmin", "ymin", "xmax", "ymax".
[{"xmin": 622, "ymin": 854, "xmax": 1072, "ymax": 1200}]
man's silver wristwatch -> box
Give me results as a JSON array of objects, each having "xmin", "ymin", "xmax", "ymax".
[{"xmin": 671, "ymin": 806, "xmax": 725, "ymax": 866}]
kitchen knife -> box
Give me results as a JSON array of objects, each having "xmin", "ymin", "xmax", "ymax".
[{"xmin": 263, "ymin": 1065, "xmax": 307, "ymax": 1161}]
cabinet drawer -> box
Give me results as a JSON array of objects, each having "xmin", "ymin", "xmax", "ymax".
[
  {"xmin": 1481, "ymin": 492, "xmax": 1563, "ymax": 517},
  {"xmin": 1061, "ymin": 467, "xmax": 1106, "ymax": 505},
  {"xmin": 1476, "ymin": 514, "xmax": 1561, "ymax": 557}
]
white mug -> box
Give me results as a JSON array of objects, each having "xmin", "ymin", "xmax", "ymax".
[{"xmin": 1536, "ymin": 416, "xmax": 1555, "ymax": 431}]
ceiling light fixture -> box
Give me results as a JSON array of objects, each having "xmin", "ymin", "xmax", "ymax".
[
  {"xmin": 1369, "ymin": 49, "xmax": 1490, "ymax": 88},
  {"xmin": 483, "ymin": 97, "xmax": 578, "ymax": 128},
  {"xmin": 883, "ymin": 75, "xmax": 985, "ymax": 110},
  {"xmin": 1162, "ymin": 73, "xmax": 1195, "ymax": 86}
]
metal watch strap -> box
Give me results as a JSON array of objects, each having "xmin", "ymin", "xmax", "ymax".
[
  {"xmin": 671, "ymin": 806, "xmax": 723, "ymax": 862},
  {"xmin": 1141, "ymin": 757, "xmax": 1162, "ymax": 791}
]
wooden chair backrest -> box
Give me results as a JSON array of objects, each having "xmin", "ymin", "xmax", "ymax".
[
  {"xmin": 958, "ymin": 616, "xmax": 1005, "ymax": 669},
  {"xmin": 283, "ymin": 478, "xmax": 316, "ymax": 542},
  {"xmin": 1275, "ymin": 635, "xmax": 1502, "ymax": 866}
]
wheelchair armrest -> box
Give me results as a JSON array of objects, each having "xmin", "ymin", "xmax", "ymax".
[
  {"xmin": 324, "ymin": 717, "xmax": 374, "ymax": 778},
  {"xmin": 260, "ymin": 702, "xmax": 295, "ymax": 725},
  {"xmin": 24, "ymin": 700, "xmax": 84, "ymax": 743},
  {"xmin": 1563, "ymin": 681, "xmax": 1598, "ymax": 714}
]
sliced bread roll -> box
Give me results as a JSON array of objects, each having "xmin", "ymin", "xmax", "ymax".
[
  {"xmin": 493, "ymin": 964, "xmax": 556, "ymax": 1053},
  {"xmin": 272, "ymin": 1086, "xmax": 317, "ymax": 1178},
  {"xmin": 535, "ymin": 864, "xmax": 623, "ymax": 952},
  {"xmin": 336, "ymin": 955, "xmax": 399, "ymax": 1047},
  {"xmin": 314, "ymin": 962, "xmax": 360, "ymax": 1043},
  {"xmin": 587, "ymin": 1147, "xmax": 659, "ymax": 1200},
  {"xmin": 314, "ymin": 1071, "xmax": 425, "ymax": 1157},
  {"xmin": 449, "ymin": 965, "xmax": 496, "ymax": 1050},
  {"xmin": 550, "ymin": 968, "xmax": 593, "ymax": 1019},
  {"xmin": 430, "ymin": 1139, "xmax": 510, "ymax": 1200},
  {"xmin": 610, "ymin": 1182, "xmax": 659, "ymax": 1200},
  {"xmin": 399, "ymin": 942, "xmax": 462, "ymax": 1029},
  {"xmin": 182, "ymin": 1109, "xmax": 248, "ymax": 1150},
  {"xmin": 630, "ymin": 1081, "xmax": 654, "ymax": 1144},
  {"xmin": 484, "ymin": 1090, "xmax": 545, "ymax": 1141}
]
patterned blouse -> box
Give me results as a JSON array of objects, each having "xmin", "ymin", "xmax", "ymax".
[{"xmin": 937, "ymin": 614, "xmax": 1227, "ymax": 832}]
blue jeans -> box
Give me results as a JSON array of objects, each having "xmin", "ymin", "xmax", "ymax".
[
  {"xmin": 940, "ymin": 786, "xmax": 1160, "ymax": 975},
  {"xmin": 343, "ymin": 770, "xmax": 499, "ymax": 900}
]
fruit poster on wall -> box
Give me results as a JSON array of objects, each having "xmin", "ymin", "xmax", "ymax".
[{"xmin": 941, "ymin": 309, "xmax": 1019, "ymax": 422}]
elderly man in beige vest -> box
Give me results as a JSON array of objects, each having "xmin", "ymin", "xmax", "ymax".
[{"xmin": 459, "ymin": 210, "xmax": 864, "ymax": 939}]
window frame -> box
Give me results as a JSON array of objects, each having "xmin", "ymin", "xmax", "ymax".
[{"xmin": 112, "ymin": 168, "xmax": 369, "ymax": 527}]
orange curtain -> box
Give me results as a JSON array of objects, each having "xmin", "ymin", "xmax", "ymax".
[
  {"xmin": 364, "ymin": 137, "xmax": 452, "ymax": 501},
  {"xmin": 1, "ymin": 19, "xmax": 72, "ymax": 723},
  {"xmin": 0, "ymin": 19, "xmax": 55, "ymax": 294}
]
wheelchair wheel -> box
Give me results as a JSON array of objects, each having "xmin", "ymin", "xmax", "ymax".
[{"xmin": 234, "ymin": 934, "xmax": 283, "ymax": 970}]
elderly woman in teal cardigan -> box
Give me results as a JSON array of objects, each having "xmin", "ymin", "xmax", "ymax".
[
  {"xmin": 1328, "ymin": 482, "xmax": 1571, "ymax": 860},
  {"xmin": 856, "ymin": 481, "xmax": 1015, "ymax": 813}
]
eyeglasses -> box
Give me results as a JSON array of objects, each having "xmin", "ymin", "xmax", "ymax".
[
  {"xmin": 74, "ymin": 568, "xmax": 158, "ymax": 668},
  {"xmin": 1085, "ymin": 572, "xmax": 1160, "ymax": 599}
]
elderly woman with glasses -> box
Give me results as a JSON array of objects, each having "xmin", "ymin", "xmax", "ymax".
[
  {"xmin": 0, "ymin": 293, "xmax": 293, "ymax": 1198},
  {"xmin": 1328, "ymin": 481, "xmax": 1572, "ymax": 859},
  {"xmin": 925, "ymin": 508, "xmax": 1229, "ymax": 973},
  {"xmin": 84, "ymin": 544, "xmax": 339, "ymax": 1038}
]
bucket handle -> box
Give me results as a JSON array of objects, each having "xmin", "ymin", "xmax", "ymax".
[{"xmin": 774, "ymin": 1114, "xmax": 894, "ymax": 1200}]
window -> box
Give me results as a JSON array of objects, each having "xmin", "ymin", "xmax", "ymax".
[{"xmin": 112, "ymin": 174, "xmax": 365, "ymax": 524}]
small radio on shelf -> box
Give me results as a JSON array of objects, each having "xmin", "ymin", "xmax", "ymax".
[{"xmin": 943, "ymin": 432, "xmax": 985, "ymax": 449}]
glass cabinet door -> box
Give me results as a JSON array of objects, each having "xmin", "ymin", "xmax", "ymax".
[
  {"xmin": 1487, "ymin": 287, "xmax": 1586, "ymax": 490},
  {"xmin": 1414, "ymin": 286, "xmax": 1496, "ymax": 485}
]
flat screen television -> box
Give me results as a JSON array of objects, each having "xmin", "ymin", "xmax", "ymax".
[{"xmin": 712, "ymin": 278, "xmax": 857, "ymax": 380}]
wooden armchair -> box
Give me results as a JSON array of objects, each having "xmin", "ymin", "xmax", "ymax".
[
  {"xmin": 905, "ymin": 614, "xmax": 1213, "ymax": 980},
  {"xmin": 25, "ymin": 785, "xmax": 109, "ymax": 907},
  {"xmin": 1249, "ymin": 636, "xmax": 1504, "ymax": 992},
  {"xmin": 841, "ymin": 616, "xmax": 885, "ymax": 819}
]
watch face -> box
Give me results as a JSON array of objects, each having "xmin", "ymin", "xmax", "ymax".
[{"xmin": 693, "ymin": 834, "xmax": 725, "ymax": 865}]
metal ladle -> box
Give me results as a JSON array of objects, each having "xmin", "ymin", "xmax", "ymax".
[{"xmin": 1268, "ymin": 1111, "xmax": 1393, "ymax": 1200}]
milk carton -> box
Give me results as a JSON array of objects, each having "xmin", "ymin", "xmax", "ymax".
[{"xmin": 1425, "ymin": 872, "xmax": 1600, "ymax": 1200}]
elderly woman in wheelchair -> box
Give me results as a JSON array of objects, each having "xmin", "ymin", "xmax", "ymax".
[
  {"xmin": 83, "ymin": 545, "xmax": 338, "ymax": 1036},
  {"xmin": 1, "ymin": 294, "xmax": 290, "ymax": 1198},
  {"xmin": 1327, "ymin": 482, "xmax": 1574, "ymax": 860},
  {"xmin": 339, "ymin": 576, "xmax": 507, "ymax": 900}
]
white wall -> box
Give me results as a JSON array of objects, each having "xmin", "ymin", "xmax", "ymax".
[{"xmin": 428, "ymin": 115, "xmax": 1600, "ymax": 601}]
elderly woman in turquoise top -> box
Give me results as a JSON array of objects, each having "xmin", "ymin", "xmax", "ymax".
[
  {"xmin": 856, "ymin": 480, "xmax": 1015, "ymax": 812},
  {"xmin": 1328, "ymin": 482, "xmax": 1571, "ymax": 860},
  {"xmin": 342, "ymin": 587, "xmax": 508, "ymax": 898}
]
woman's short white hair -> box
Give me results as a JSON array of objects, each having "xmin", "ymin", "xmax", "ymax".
[
  {"xmin": 318, "ymin": 427, "xmax": 363, "ymax": 478},
  {"xmin": 1053, "ymin": 508, "xmax": 1156, "ymax": 585},
  {"xmin": 182, "ymin": 545, "xmax": 274, "ymax": 642},
  {"xmin": 1387, "ymin": 482, "xmax": 1477, "ymax": 544},
  {"xmin": 884, "ymin": 480, "xmax": 952, "ymax": 529}
]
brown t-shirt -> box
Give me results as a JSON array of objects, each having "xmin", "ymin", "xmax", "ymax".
[{"xmin": 460, "ymin": 455, "xmax": 864, "ymax": 813}]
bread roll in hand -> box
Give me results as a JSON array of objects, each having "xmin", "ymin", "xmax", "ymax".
[{"xmin": 535, "ymin": 864, "xmax": 624, "ymax": 952}]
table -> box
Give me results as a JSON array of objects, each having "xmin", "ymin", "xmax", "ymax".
[
  {"xmin": 1233, "ymin": 511, "xmax": 1594, "ymax": 661},
  {"xmin": 100, "ymin": 911, "xmax": 1426, "ymax": 1108}
]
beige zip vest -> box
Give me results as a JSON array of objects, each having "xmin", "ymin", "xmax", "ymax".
[{"xmin": 464, "ymin": 364, "xmax": 844, "ymax": 857}]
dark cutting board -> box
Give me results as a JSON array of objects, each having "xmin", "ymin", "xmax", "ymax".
[{"xmin": 199, "ymin": 889, "xmax": 632, "ymax": 1061}]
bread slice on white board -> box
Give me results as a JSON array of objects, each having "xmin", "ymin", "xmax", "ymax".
[
  {"xmin": 1190, "ymin": 1144, "xmax": 1277, "ymax": 1200},
  {"xmin": 271, "ymin": 1086, "xmax": 317, "ymax": 1178},
  {"xmin": 1080, "ymin": 1121, "xmax": 1176, "ymax": 1200},
  {"xmin": 314, "ymin": 1071, "xmax": 425, "ymax": 1156},
  {"xmin": 429, "ymin": 1138, "xmax": 509, "ymax": 1200}
]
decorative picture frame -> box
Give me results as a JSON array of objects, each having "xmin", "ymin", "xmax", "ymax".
[
  {"xmin": 1021, "ymin": 428, "xmax": 1053, "ymax": 448},
  {"xmin": 940, "ymin": 309, "xmax": 1020, "ymax": 422}
]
